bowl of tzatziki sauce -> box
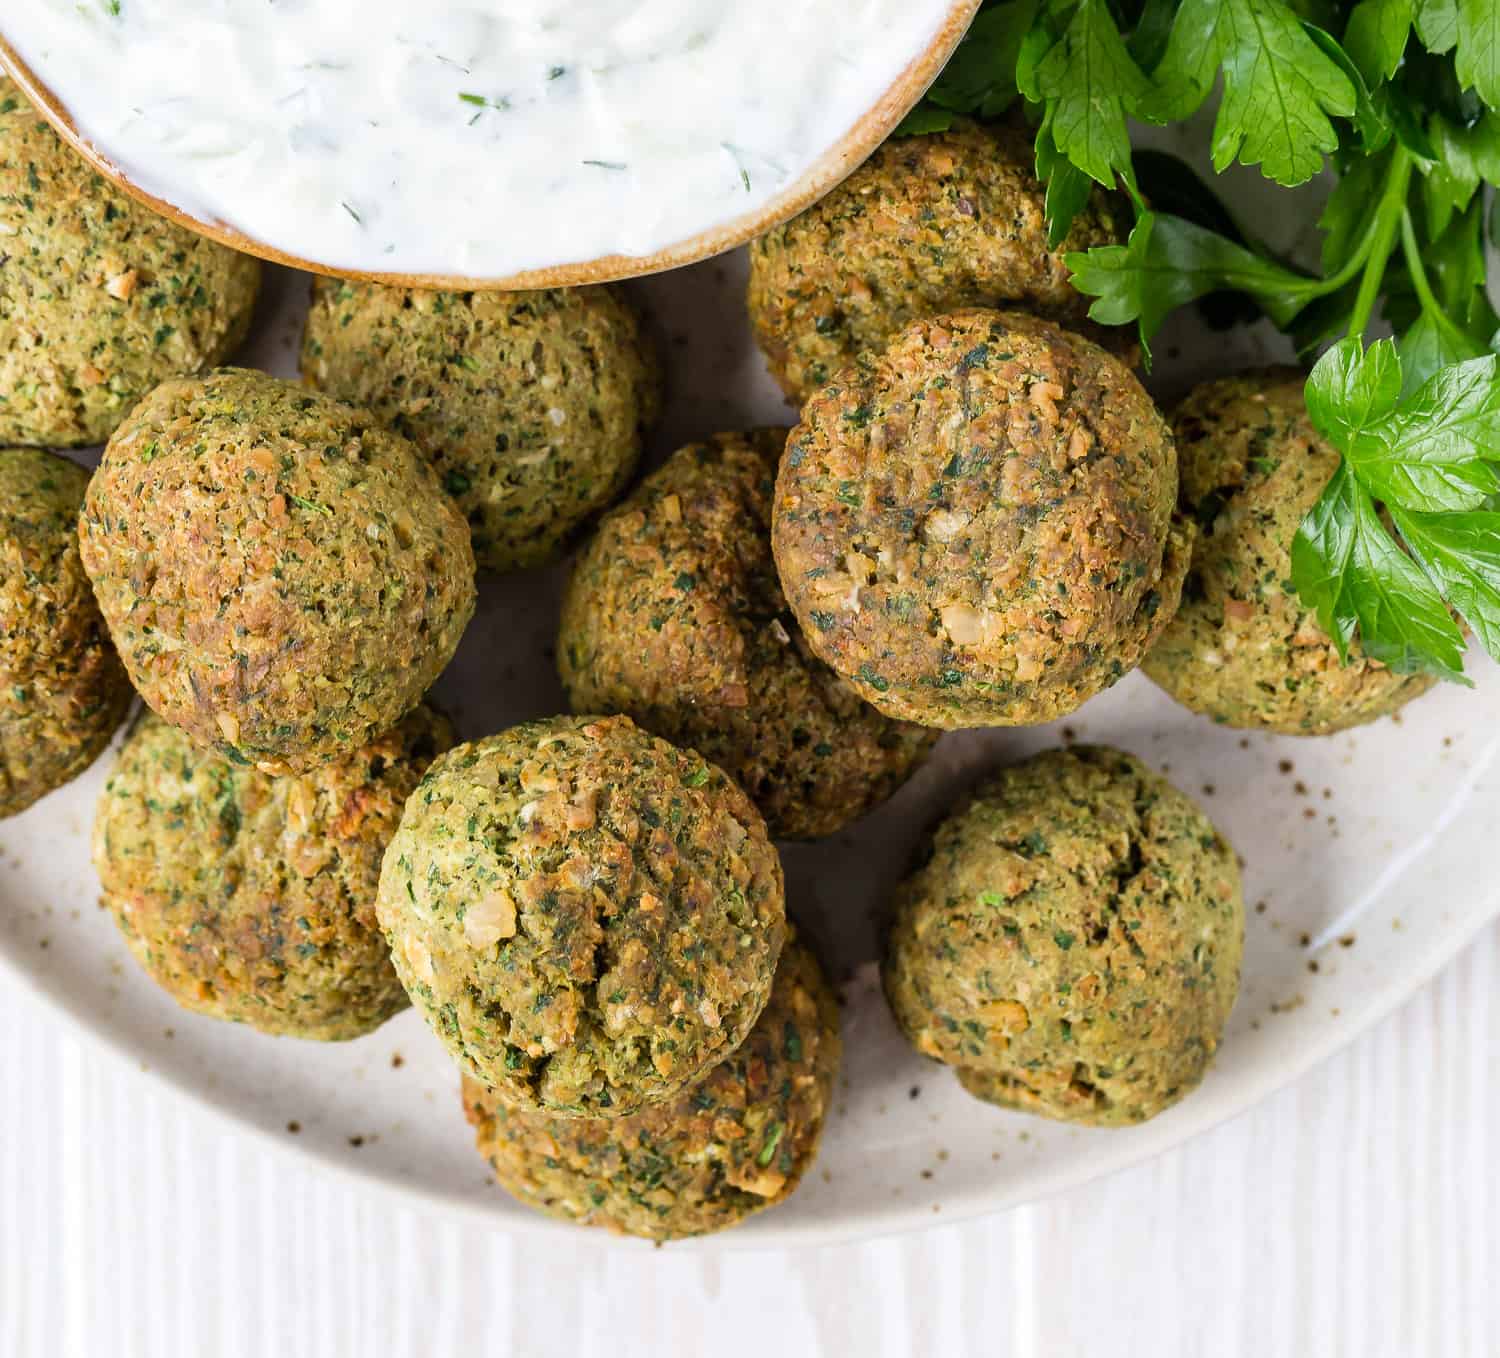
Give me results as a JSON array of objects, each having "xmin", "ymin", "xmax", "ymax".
[{"xmin": 0, "ymin": 0, "xmax": 979, "ymax": 287}]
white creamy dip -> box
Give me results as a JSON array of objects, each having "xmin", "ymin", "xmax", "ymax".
[{"xmin": 4, "ymin": 0, "xmax": 961, "ymax": 278}]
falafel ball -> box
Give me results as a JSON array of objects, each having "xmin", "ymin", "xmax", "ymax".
[
  {"xmin": 300, "ymin": 281, "xmax": 661, "ymax": 573},
  {"xmin": 78, "ymin": 368, "xmax": 476, "ymax": 775},
  {"xmin": 0, "ymin": 447, "xmax": 132, "ymax": 816},
  {"xmin": 377, "ymin": 715, "xmax": 786, "ymax": 1117},
  {"xmin": 773, "ymin": 310, "xmax": 1191, "ymax": 729},
  {"xmin": 93, "ymin": 704, "xmax": 455, "ymax": 1040},
  {"xmin": 747, "ymin": 120, "xmax": 1130, "ymax": 404},
  {"xmin": 558, "ymin": 429, "xmax": 936, "ymax": 839},
  {"xmin": 1142, "ymin": 371, "xmax": 1438, "ymax": 734},
  {"xmin": 882, "ymin": 745, "xmax": 1243, "ymax": 1127},
  {"xmin": 0, "ymin": 79, "xmax": 261, "ymax": 448},
  {"xmin": 462, "ymin": 935, "xmax": 840, "ymax": 1241}
]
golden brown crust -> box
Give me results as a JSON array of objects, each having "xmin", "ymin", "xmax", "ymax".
[
  {"xmin": 559, "ymin": 429, "xmax": 936, "ymax": 839},
  {"xmin": 78, "ymin": 368, "xmax": 476, "ymax": 774},
  {"xmin": 773, "ymin": 310, "xmax": 1189, "ymax": 729},
  {"xmin": 378, "ymin": 715, "xmax": 787, "ymax": 1117},
  {"xmin": 748, "ymin": 120, "xmax": 1131, "ymax": 404},
  {"xmin": 93, "ymin": 705, "xmax": 454, "ymax": 1040},
  {"xmin": 0, "ymin": 448, "xmax": 131, "ymax": 816},
  {"xmin": 463, "ymin": 938, "xmax": 840, "ymax": 1240}
]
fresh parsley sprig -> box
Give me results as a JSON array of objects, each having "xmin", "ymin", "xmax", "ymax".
[
  {"xmin": 1292, "ymin": 339, "xmax": 1500, "ymax": 680},
  {"xmin": 906, "ymin": 0, "xmax": 1500, "ymax": 679},
  {"xmin": 1140, "ymin": 0, "xmax": 1359, "ymax": 186}
]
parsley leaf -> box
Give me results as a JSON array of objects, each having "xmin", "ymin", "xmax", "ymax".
[
  {"xmin": 1305, "ymin": 335, "xmax": 1405, "ymax": 447},
  {"xmin": 1292, "ymin": 460, "xmax": 1469, "ymax": 677},
  {"xmin": 1143, "ymin": 0, "xmax": 1358, "ymax": 185},
  {"xmin": 1416, "ymin": 0, "xmax": 1461, "ymax": 52},
  {"xmin": 1344, "ymin": 0, "xmax": 1417, "ymax": 83},
  {"xmin": 932, "ymin": 0, "xmax": 1035, "ymax": 117},
  {"xmin": 1066, "ymin": 211, "xmax": 1317, "ymax": 356},
  {"xmin": 1399, "ymin": 311, "xmax": 1494, "ymax": 393},
  {"xmin": 1305, "ymin": 24, "xmax": 1393, "ymax": 153},
  {"xmin": 1455, "ymin": 0, "xmax": 1500, "ymax": 111},
  {"xmin": 1035, "ymin": 123, "xmax": 1096, "ymax": 247},
  {"xmin": 1363, "ymin": 354, "xmax": 1500, "ymax": 508},
  {"xmin": 1418, "ymin": 115, "xmax": 1500, "ymax": 235},
  {"xmin": 1292, "ymin": 339, "xmax": 1500, "ymax": 677},
  {"xmin": 1391, "ymin": 508, "xmax": 1500, "ymax": 657},
  {"xmin": 1311, "ymin": 340, "xmax": 1500, "ymax": 510},
  {"xmin": 1129, "ymin": 0, "xmax": 1181, "ymax": 70},
  {"xmin": 1020, "ymin": 0, "xmax": 1147, "ymax": 189}
]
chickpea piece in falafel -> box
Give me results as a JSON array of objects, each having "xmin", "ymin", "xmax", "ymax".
[
  {"xmin": 377, "ymin": 715, "xmax": 787, "ymax": 1118},
  {"xmin": 301, "ymin": 282, "xmax": 661, "ymax": 574},
  {"xmin": 559, "ymin": 429, "xmax": 936, "ymax": 839},
  {"xmin": 0, "ymin": 79, "xmax": 261, "ymax": 448},
  {"xmin": 883, "ymin": 745, "xmax": 1243, "ymax": 1127},
  {"xmin": 773, "ymin": 310, "xmax": 1190, "ymax": 730},
  {"xmin": 748, "ymin": 119, "xmax": 1131, "ymax": 404}
]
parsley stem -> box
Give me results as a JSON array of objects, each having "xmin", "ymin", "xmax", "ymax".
[
  {"xmin": 1398, "ymin": 208, "xmax": 1475, "ymax": 352},
  {"xmin": 1345, "ymin": 146, "xmax": 1411, "ymax": 340}
]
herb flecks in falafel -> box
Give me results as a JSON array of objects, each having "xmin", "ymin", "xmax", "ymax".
[
  {"xmin": 79, "ymin": 368, "xmax": 476, "ymax": 775},
  {"xmin": 377, "ymin": 715, "xmax": 786, "ymax": 1118},
  {"xmin": 302, "ymin": 281, "xmax": 661, "ymax": 574},
  {"xmin": 94, "ymin": 705, "xmax": 454, "ymax": 1040},
  {"xmin": 463, "ymin": 936, "xmax": 839, "ymax": 1241},
  {"xmin": 883, "ymin": 745, "xmax": 1244, "ymax": 1127},
  {"xmin": 560, "ymin": 429, "xmax": 935, "ymax": 839},
  {"xmin": 773, "ymin": 310, "xmax": 1190, "ymax": 729}
]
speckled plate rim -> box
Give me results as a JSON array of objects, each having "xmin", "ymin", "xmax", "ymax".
[
  {"xmin": 0, "ymin": 2, "xmax": 980, "ymax": 290},
  {"xmin": 3, "ymin": 826, "xmax": 1494, "ymax": 1252}
]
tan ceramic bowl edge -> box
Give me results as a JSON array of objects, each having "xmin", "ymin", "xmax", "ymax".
[{"xmin": 0, "ymin": 4, "xmax": 981, "ymax": 289}]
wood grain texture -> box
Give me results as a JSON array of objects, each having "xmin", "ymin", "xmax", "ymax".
[{"xmin": 2, "ymin": 924, "xmax": 1495, "ymax": 1357}]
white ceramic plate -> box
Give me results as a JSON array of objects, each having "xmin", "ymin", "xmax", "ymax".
[{"xmin": 4, "ymin": 143, "xmax": 1499, "ymax": 1249}]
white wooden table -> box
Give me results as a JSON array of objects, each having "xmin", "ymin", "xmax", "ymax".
[{"xmin": 3, "ymin": 918, "xmax": 1494, "ymax": 1357}]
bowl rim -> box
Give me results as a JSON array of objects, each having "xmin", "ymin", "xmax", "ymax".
[{"xmin": 0, "ymin": 2, "xmax": 981, "ymax": 290}]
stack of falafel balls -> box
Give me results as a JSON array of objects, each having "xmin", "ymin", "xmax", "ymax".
[{"xmin": 0, "ymin": 83, "xmax": 1439, "ymax": 1240}]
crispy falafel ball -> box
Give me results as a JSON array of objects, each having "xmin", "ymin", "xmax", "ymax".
[
  {"xmin": 558, "ymin": 429, "xmax": 936, "ymax": 840},
  {"xmin": 78, "ymin": 368, "xmax": 476, "ymax": 775},
  {"xmin": 0, "ymin": 79, "xmax": 261, "ymax": 448},
  {"xmin": 462, "ymin": 935, "xmax": 840, "ymax": 1241},
  {"xmin": 93, "ymin": 705, "xmax": 454, "ymax": 1040},
  {"xmin": 0, "ymin": 448, "xmax": 132, "ymax": 816},
  {"xmin": 747, "ymin": 120, "xmax": 1130, "ymax": 404},
  {"xmin": 773, "ymin": 310, "xmax": 1191, "ymax": 729},
  {"xmin": 377, "ymin": 715, "xmax": 786, "ymax": 1117},
  {"xmin": 301, "ymin": 281, "xmax": 661, "ymax": 573},
  {"xmin": 1142, "ymin": 371, "xmax": 1438, "ymax": 734},
  {"xmin": 882, "ymin": 745, "xmax": 1243, "ymax": 1127}
]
